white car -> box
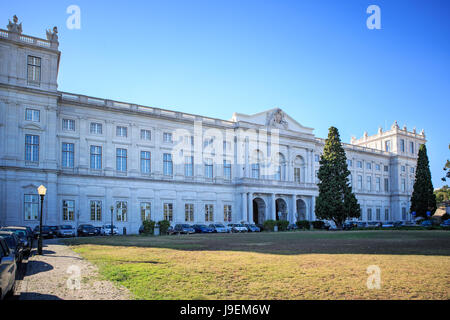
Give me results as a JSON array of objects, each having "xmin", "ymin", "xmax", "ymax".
[
  {"xmin": 229, "ymin": 223, "xmax": 248, "ymax": 233},
  {"xmin": 103, "ymin": 225, "xmax": 118, "ymax": 235},
  {"xmin": 209, "ymin": 223, "xmax": 229, "ymax": 233}
]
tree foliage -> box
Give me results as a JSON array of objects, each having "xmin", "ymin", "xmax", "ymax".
[
  {"xmin": 442, "ymin": 144, "xmax": 450, "ymax": 182},
  {"xmin": 315, "ymin": 126, "xmax": 361, "ymax": 227},
  {"xmin": 410, "ymin": 144, "xmax": 437, "ymax": 218},
  {"xmin": 434, "ymin": 185, "xmax": 450, "ymax": 205}
]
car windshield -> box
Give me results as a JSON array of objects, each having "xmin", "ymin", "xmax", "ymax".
[
  {"xmin": 3, "ymin": 236, "xmax": 15, "ymax": 249},
  {"xmin": 61, "ymin": 225, "xmax": 72, "ymax": 229},
  {"xmin": 214, "ymin": 224, "xmax": 224, "ymax": 227}
]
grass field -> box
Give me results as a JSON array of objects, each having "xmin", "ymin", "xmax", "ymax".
[{"xmin": 65, "ymin": 230, "xmax": 450, "ymax": 300}]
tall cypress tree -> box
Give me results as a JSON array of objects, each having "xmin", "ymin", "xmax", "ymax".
[
  {"xmin": 315, "ymin": 127, "xmax": 361, "ymax": 227},
  {"xmin": 410, "ymin": 144, "xmax": 436, "ymax": 218}
]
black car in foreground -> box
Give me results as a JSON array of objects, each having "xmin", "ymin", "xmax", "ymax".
[
  {"xmin": 77, "ymin": 224, "xmax": 97, "ymax": 237},
  {"xmin": 0, "ymin": 226, "xmax": 32, "ymax": 254},
  {"xmin": 0, "ymin": 231, "xmax": 23, "ymax": 263}
]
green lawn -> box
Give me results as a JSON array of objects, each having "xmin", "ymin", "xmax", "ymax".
[{"xmin": 65, "ymin": 230, "xmax": 450, "ymax": 300}]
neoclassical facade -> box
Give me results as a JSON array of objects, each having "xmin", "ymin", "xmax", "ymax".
[{"xmin": 0, "ymin": 18, "xmax": 426, "ymax": 233}]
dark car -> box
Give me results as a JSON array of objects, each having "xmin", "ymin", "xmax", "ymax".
[
  {"xmin": 0, "ymin": 231, "xmax": 23, "ymax": 263},
  {"xmin": 0, "ymin": 226, "xmax": 33, "ymax": 254},
  {"xmin": 77, "ymin": 224, "xmax": 97, "ymax": 236},
  {"xmin": 420, "ymin": 220, "xmax": 433, "ymax": 228},
  {"xmin": 174, "ymin": 224, "xmax": 196, "ymax": 234},
  {"xmin": 167, "ymin": 226, "xmax": 176, "ymax": 235},
  {"xmin": 94, "ymin": 226, "xmax": 105, "ymax": 236},
  {"xmin": 33, "ymin": 225, "xmax": 53, "ymax": 239},
  {"xmin": 192, "ymin": 224, "xmax": 214, "ymax": 233},
  {"xmin": 0, "ymin": 236, "xmax": 17, "ymax": 300},
  {"xmin": 244, "ymin": 224, "xmax": 261, "ymax": 232},
  {"xmin": 49, "ymin": 226, "xmax": 60, "ymax": 238},
  {"xmin": 343, "ymin": 222, "xmax": 357, "ymax": 230}
]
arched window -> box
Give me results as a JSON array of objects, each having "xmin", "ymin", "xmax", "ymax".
[{"xmin": 294, "ymin": 156, "xmax": 305, "ymax": 183}]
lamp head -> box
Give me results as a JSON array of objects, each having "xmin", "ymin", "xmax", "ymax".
[{"xmin": 37, "ymin": 185, "xmax": 47, "ymax": 196}]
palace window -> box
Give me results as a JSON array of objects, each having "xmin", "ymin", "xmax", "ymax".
[
  {"xmin": 116, "ymin": 148, "xmax": 127, "ymax": 172},
  {"xmin": 164, "ymin": 203, "xmax": 173, "ymax": 221},
  {"xmin": 63, "ymin": 200, "xmax": 75, "ymax": 221},
  {"xmin": 90, "ymin": 200, "xmax": 102, "ymax": 221},
  {"xmin": 375, "ymin": 164, "xmax": 380, "ymax": 171},
  {"xmin": 367, "ymin": 208, "xmax": 372, "ymax": 221},
  {"xmin": 116, "ymin": 126, "xmax": 127, "ymax": 137},
  {"xmin": 62, "ymin": 119, "xmax": 75, "ymax": 131},
  {"xmin": 410, "ymin": 167, "xmax": 415, "ymax": 174},
  {"xmin": 205, "ymin": 204, "xmax": 214, "ymax": 222},
  {"xmin": 357, "ymin": 175, "xmax": 363, "ymax": 190},
  {"xmin": 224, "ymin": 160, "xmax": 231, "ymax": 180},
  {"xmin": 384, "ymin": 165, "xmax": 389, "ymax": 172},
  {"xmin": 357, "ymin": 161, "xmax": 362, "ymax": 168},
  {"xmin": 185, "ymin": 203, "xmax": 194, "ymax": 222},
  {"xmin": 185, "ymin": 156, "xmax": 193, "ymax": 177},
  {"xmin": 140, "ymin": 151, "xmax": 151, "ymax": 174},
  {"xmin": 315, "ymin": 154, "xmax": 320, "ymax": 162},
  {"xmin": 401, "ymin": 179, "xmax": 406, "ymax": 192},
  {"xmin": 90, "ymin": 122, "xmax": 102, "ymax": 134},
  {"xmin": 384, "ymin": 208, "xmax": 389, "ymax": 221},
  {"xmin": 402, "ymin": 207, "xmax": 407, "ymax": 220},
  {"xmin": 376, "ymin": 208, "xmax": 381, "ymax": 221},
  {"xmin": 224, "ymin": 205, "xmax": 232, "ymax": 222},
  {"xmin": 27, "ymin": 56, "xmax": 41, "ymax": 86},
  {"xmin": 294, "ymin": 167, "xmax": 301, "ymax": 183},
  {"xmin": 401, "ymin": 165, "xmax": 406, "ymax": 172},
  {"xmin": 163, "ymin": 132, "xmax": 173, "ymax": 143},
  {"xmin": 410, "ymin": 142, "xmax": 414, "ymax": 154},
  {"xmin": 90, "ymin": 146, "xmax": 102, "ymax": 169},
  {"xmin": 347, "ymin": 159, "xmax": 352, "ymax": 167},
  {"xmin": 384, "ymin": 178, "xmax": 389, "ymax": 192},
  {"xmin": 62, "ymin": 143, "xmax": 74, "ymax": 168},
  {"xmin": 376, "ymin": 177, "xmax": 381, "ymax": 191},
  {"xmin": 366, "ymin": 162, "xmax": 372, "ymax": 170},
  {"xmin": 163, "ymin": 153, "xmax": 173, "ymax": 176},
  {"xmin": 204, "ymin": 158, "xmax": 213, "ymax": 179},
  {"xmin": 24, "ymin": 194, "xmax": 39, "ymax": 220},
  {"xmin": 251, "ymin": 163, "xmax": 260, "ymax": 179},
  {"xmin": 140, "ymin": 129, "xmax": 151, "ymax": 141},
  {"xmin": 400, "ymin": 139, "xmax": 405, "ymax": 152},
  {"xmin": 25, "ymin": 135, "xmax": 39, "ymax": 162},
  {"xmin": 367, "ymin": 176, "xmax": 372, "ymax": 191},
  {"xmin": 140, "ymin": 202, "xmax": 151, "ymax": 221},
  {"xmin": 385, "ymin": 140, "xmax": 391, "ymax": 152},
  {"xmin": 25, "ymin": 108, "xmax": 40, "ymax": 122},
  {"xmin": 116, "ymin": 201, "xmax": 127, "ymax": 221}
]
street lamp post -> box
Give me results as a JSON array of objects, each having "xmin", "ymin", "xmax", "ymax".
[
  {"xmin": 37, "ymin": 185, "xmax": 47, "ymax": 255},
  {"xmin": 110, "ymin": 205, "xmax": 114, "ymax": 236}
]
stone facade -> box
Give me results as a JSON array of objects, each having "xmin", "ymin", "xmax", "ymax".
[{"xmin": 0, "ymin": 18, "xmax": 426, "ymax": 233}]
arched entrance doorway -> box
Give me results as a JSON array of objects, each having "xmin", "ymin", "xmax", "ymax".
[
  {"xmin": 275, "ymin": 198, "xmax": 288, "ymax": 221},
  {"xmin": 253, "ymin": 198, "xmax": 266, "ymax": 225},
  {"xmin": 296, "ymin": 199, "xmax": 307, "ymax": 221}
]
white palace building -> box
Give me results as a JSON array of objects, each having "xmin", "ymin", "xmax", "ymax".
[{"xmin": 0, "ymin": 17, "xmax": 426, "ymax": 233}]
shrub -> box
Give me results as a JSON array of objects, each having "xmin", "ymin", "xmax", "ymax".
[
  {"xmin": 311, "ymin": 221, "xmax": 325, "ymax": 229},
  {"xmin": 276, "ymin": 220, "xmax": 289, "ymax": 231},
  {"xmin": 263, "ymin": 220, "xmax": 276, "ymax": 232},
  {"xmin": 157, "ymin": 220, "xmax": 171, "ymax": 235},
  {"xmin": 442, "ymin": 213, "xmax": 450, "ymax": 221},
  {"xmin": 296, "ymin": 220, "xmax": 310, "ymax": 230},
  {"xmin": 142, "ymin": 220, "xmax": 155, "ymax": 235}
]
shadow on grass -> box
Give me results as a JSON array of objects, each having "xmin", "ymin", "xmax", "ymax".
[{"xmin": 61, "ymin": 230, "xmax": 450, "ymax": 256}]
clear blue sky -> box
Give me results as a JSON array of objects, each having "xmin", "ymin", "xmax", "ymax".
[{"xmin": 2, "ymin": 0, "xmax": 449, "ymax": 188}]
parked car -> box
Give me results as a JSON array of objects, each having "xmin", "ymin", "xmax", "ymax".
[
  {"xmin": 209, "ymin": 223, "xmax": 229, "ymax": 233},
  {"xmin": 382, "ymin": 221, "xmax": 395, "ymax": 228},
  {"xmin": 0, "ymin": 226, "xmax": 32, "ymax": 254},
  {"xmin": 173, "ymin": 224, "xmax": 196, "ymax": 234},
  {"xmin": 94, "ymin": 226, "xmax": 105, "ymax": 236},
  {"xmin": 58, "ymin": 225, "xmax": 76, "ymax": 237},
  {"xmin": 103, "ymin": 225, "xmax": 118, "ymax": 235},
  {"xmin": 244, "ymin": 224, "xmax": 261, "ymax": 232},
  {"xmin": 356, "ymin": 222, "xmax": 367, "ymax": 229},
  {"xmin": 33, "ymin": 225, "xmax": 53, "ymax": 239},
  {"xmin": 0, "ymin": 236, "xmax": 17, "ymax": 300},
  {"xmin": 440, "ymin": 219, "xmax": 450, "ymax": 228},
  {"xmin": 167, "ymin": 226, "xmax": 176, "ymax": 235},
  {"xmin": 192, "ymin": 224, "xmax": 213, "ymax": 234},
  {"xmin": 228, "ymin": 224, "xmax": 248, "ymax": 233},
  {"xmin": 420, "ymin": 220, "xmax": 433, "ymax": 228},
  {"xmin": 343, "ymin": 221, "xmax": 357, "ymax": 230},
  {"xmin": 77, "ymin": 224, "xmax": 96, "ymax": 237},
  {"xmin": 48, "ymin": 226, "xmax": 60, "ymax": 238},
  {"xmin": 367, "ymin": 222, "xmax": 382, "ymax": 228},
  {"xmin": 0, "ymin": 231, "xmax": 23, "ymax": 263}
]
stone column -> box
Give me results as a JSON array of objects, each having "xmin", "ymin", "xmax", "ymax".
[
  {"xmin": 247, "ymin": 192, "xmax": 253, "ymax": 223},
  {"xmin": 241, "ymin": 193, "xmax": 247, "ymax": 222},
  {"xmin": 290, "ymin": 194, "xmax": 296, "ymax": 223},
  {"xmin": 271, "ymin": 193, "xmax": 276, "ymax": 220}
]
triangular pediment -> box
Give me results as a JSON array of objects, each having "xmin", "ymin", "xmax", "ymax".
[{"xmin": 231, "ymin": 108, "xmax": 314, "ymax": 135}]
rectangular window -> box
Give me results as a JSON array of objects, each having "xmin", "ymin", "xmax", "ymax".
[
  {"xmin": 294, "ymin": 167, "xmax": 301, "ymax": 183},
  {"xmin": 376, "ymin": 208, "xmax": 381, "ymax": 221},
  {"xmin": 348, "ymin": 174, "xmax": 352, "ymax": 187},
  {"xmin": 224, "ymin": 160, "xmax": 231, "ymax": 180},
  {"xmin": 384, "ymin": 178, "xmax": 389, "ymax": 192},
  {"xmin": 375, "ymin": 164, "xmax": 380, "ymax": 171},
  {"xmin": 24, "ymin": 194, "xmax": 39, "ymax": 220},
  {"xmin": 163, "ymin": 153, "xmax": 173, "ymax": 176},
  {"xmin": 90, "ymin": 200, "xmax": 102, "ymax": 221},
  {"xmin": 401, "ymin": 165, "xmax": 406, "ymax": 172},
  {"xmin": 184, "ymin": 135, "xmax": 194, "ymax": 145},
  {"xmin": 384, "ymin": 165, "xmax": 389, "ymax": 172},
  {"xmin": 25, "ymin": 135, "xmax": 39, "ymax": 162},
  {"xmin": 90, "ymin": 122, "xmax": 103, "ymax": 134},
  {"xmin": 62, "ymin": 143, "xmax": 74, "ymax": 168},
  {"xmin": 315, "ymin": 154, "xmax": 320, "ymax": 162},
  {"xmin": 384, "ymin": 208, "xmax": 389, "ymax": 221},
  {"xmin": 385, "ymin": 140, "xmax": 391, "ymax": 152},
  {"xmin": 185, "ymin": 156, "xmax": 193, "ymax": 177},
  {"xmin": 376, "ymin": 177, "xmax": 381, "ymax": 192},
  {"xmin": 62, "ymin": 119, "xmax": 75, "ymax": 131},
  {"xmin": 205, "ymin": 204, "xmax": 214, "ymax": 222},
  {"xmin": 224, "ymin": 205, "xmax": 232, "ymax": 222},
  {"xmin": 357, "ymin": 161, "xmax": 362, "ymax": 168},
  {"xmin": 27, "ymin": 56, "xmax": 41, "ymax": 86},
  {"xmin": 185, "ymin": 203, "xmax": 194, "ymax": 222},
  {"xmin": 366, "ymin": 162, "xmax": 372, "ymax": 170},
  {"xmin": 367, "ymin": 176, "xmax": 372, "ymax": 191},
  {"xmin": 116, "ymin": 126, "xmax": 127, "ymax": 137},
  {"xmin": 347, "ymin": 159, "xmax": 352, "ymax": 167},
  {"xmin": 140, "ymin": 202, "xmax": 151, "ymax": 221},
  {"xmin": 402, "ymin": 207, "xmax": 407, "ymax": 220},
  {"xmin": 163, "ymin": 132, "xmax": 173, "ymax": 143},
  {"xmin": 410, "ymin": 167, "xmax": 414, "ymax": 174},
  {"xmin": 164, "ymin": 203, "xmax": 173, "ymax": 221},
  {"xmin": 140, "ymin": 129, "xmax": 151, "ymax": 141},
  {"xmin": 25, "ymin": 108, "xmax": 40, "ymax": 122},
  {"xmin": 402, "ymin": 178, "xmax": 406, "ymax": 192},
  {"xmin": 116, "ymin": 201, "xmax": 127, "ymax": 221},
  {"xmin": 367, "ymin": 208, "xmax": 372, "ymax": 221},
  {"xmin": 252, "ymin": 163, "xmax": 260, "ymax": 179},
  {"xmin": 90, "ymin": 146, "xmax": 102, "ymax": 169},
  {"xmin": 410, "ymin": 142, "xmax": 414, "ymax": 154},
  {"xmin": 116, "ymin": 148, "xmax": 127, "ymax": 172},
  {"xmin": 62, "ymin": 200, "xmax": 75, "ymax": 221},
  {"xmin": 358, "ymin": 175, "xmax": 363, "ymax": 190},
  {"xmin": 400, "ymin": 139, "xmax": 405, "ymax": 152},
  {"xmin": 204, "ymin": 158, "xmax": 213, "ymax": 179},
  {"xmin": 140, "ymin": 151, "xmax": 151, "ymax": 174}
]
